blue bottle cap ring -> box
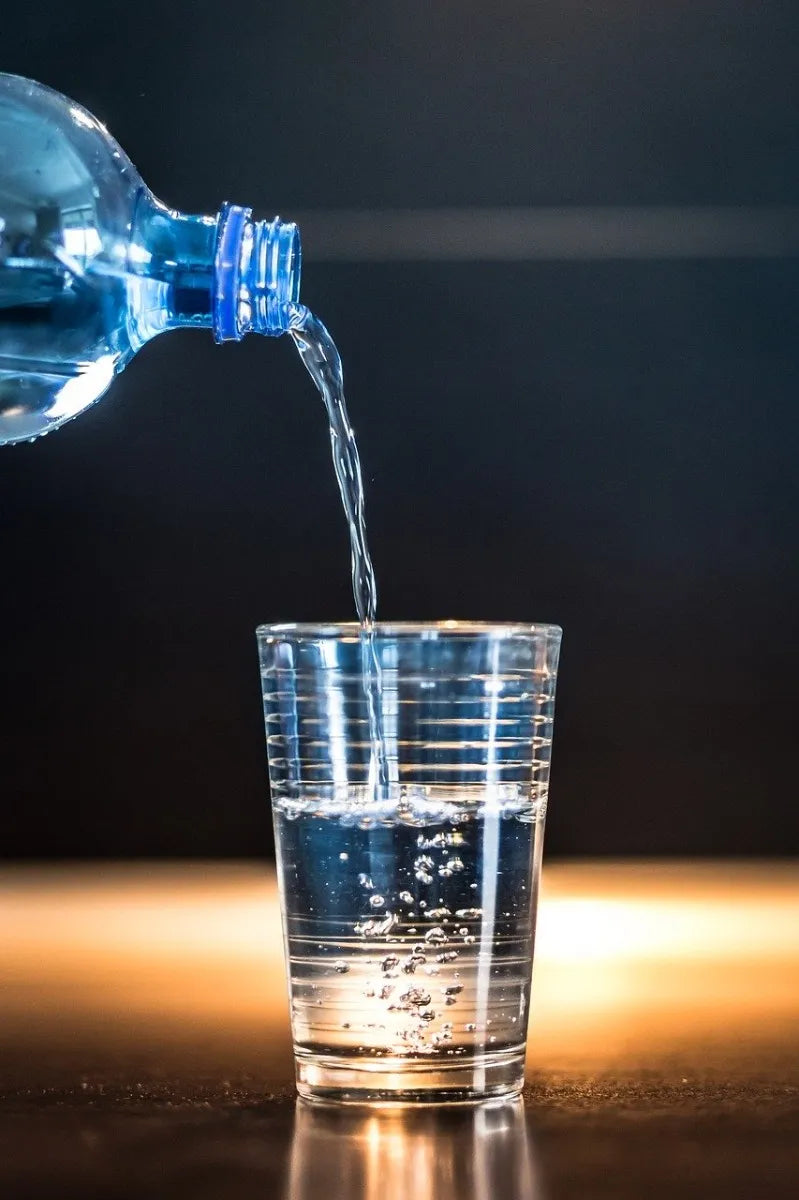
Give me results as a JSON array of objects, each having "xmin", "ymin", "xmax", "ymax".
[{"xmin": 213, "ymin": 202, "xmax": 249, "ymax": 342}]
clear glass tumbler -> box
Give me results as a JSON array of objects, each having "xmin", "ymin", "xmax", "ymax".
[{"xmin": 257, "ymin": 621, "xmax": 562, "ymax": 1104}]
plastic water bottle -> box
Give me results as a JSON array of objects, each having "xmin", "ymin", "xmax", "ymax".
[{"xmin": 0, "ymin": 74, "xmax": 301, "ymax": 445}]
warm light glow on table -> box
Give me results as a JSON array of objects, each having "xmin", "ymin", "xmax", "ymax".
[{"xmin": 1, "ymin": 860, "xmax": 797, "ymax": 1069}]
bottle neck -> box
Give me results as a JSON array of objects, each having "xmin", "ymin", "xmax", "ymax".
[
  {"xmin": 213, "ymin": 203, "xmax": 301, "ymax": 341},
  {"xmin": 128, "ymin": 194, "xmax": 301, "ymax": 343}
]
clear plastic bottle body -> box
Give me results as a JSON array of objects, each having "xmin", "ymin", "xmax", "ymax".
[{"xmin": 0, "ymin": 75, "xmax": 300, "ymax": 444}]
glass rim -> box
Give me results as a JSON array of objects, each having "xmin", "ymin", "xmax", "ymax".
[{"xmin": 256, "ymin": 619, "xmax": 562, "ymax": 641}]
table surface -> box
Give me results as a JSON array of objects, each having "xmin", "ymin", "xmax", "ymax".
[{"xmin": 1, "ymin": 860, "xmax": 797, "ymax": 1199}]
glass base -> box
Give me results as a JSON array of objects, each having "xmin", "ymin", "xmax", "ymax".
[{"xmin": 295, "ymin": 1048, "xmax": 525, "ymax": 1105}]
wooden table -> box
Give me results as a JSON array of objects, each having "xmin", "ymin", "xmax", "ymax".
[{"xmin": 1, "ymin": 861, "xmax": 797, "ymax": 1199}]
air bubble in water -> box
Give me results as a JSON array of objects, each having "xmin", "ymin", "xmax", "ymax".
[
  {"xmin": 424, "ymin": 927, "xmax": 448, "ymax": 946},
  {"xmin": 455, "ymin": 908, "xmax": 482, "ymax": 920},
  {"xmin": 339, "ymin": 852, "xmax": 349, "ymax": 861},
  {"xmin": 357, "ymin": 912, "xmax": 397, "ymax": 938},
  {"xmin": 369, "ymin": 894, "xmax": 385, "ymax": 909},
  {"xmin": 381, "ymin": 954, "xmax": 399, "ymax": 972},
  {"xmin": 399, "ymin": 987, "xmax": 431, "ymax": 1008},
  {"xmin": 358, "ymin": 873, "xmax": 374, "ymax": 889},
  {"xmin": 424, "ymin": 907, "xmax": 450, "ymax": 921},
  {"xmin": 446, "ymin": 857, "xmax": 464, "ymax": 873},
  {"xmin": 334, "ymin": 960, "xmax": 349, "ymax": 974},
  {"xmin": 399, "ymin": 890, "xmax": 414, "ymax": 904},
  {"xmin": 435, "ymin": 950, "xmax": 459, "ymax": 963},
  {"xmin": 417, "ymin": 832, "xmax": 446, "ymax": 850},
  {"xmin": 465, "ymin": 1023, "xmax": 477, "ymax": 1032},
  {"xmin": 414, "ymin": 855, "xmax": 435, "ymax": 884},
  {"xmin": 458, "ymin": 926, "xmax": 469, "ymax": 937}
]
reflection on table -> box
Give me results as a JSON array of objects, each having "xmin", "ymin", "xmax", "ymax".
[{"xmin": 286, "ymin": 1097, "xmax": 541, "ymax": 1200}]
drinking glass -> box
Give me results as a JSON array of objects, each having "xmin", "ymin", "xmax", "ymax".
[{"xmin": 257, "ymin": 621, "xmax": 562, "ymax": 1104}]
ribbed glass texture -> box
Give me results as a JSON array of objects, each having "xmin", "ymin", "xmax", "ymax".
[{"xmin": 258, "ymin": 621, "xmax": 562, "ymax": 815}]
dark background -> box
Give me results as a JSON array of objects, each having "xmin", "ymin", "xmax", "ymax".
[{"xmin": 2, "ymin": 2, "xmax": 798, "ymax": 858}]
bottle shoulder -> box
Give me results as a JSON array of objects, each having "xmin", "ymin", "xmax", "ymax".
[
  {"xmin": 0, "ymin": 74, "xmax": 144, "ymax": 275},
  {"xmin": 0, "ymin": 76, "xmax": 143, "ymax": 443}
]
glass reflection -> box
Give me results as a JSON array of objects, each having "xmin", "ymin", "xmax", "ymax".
[{"xmin": 285, "ymin": 1097, "xmax": 544, "ymax": 1200}]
